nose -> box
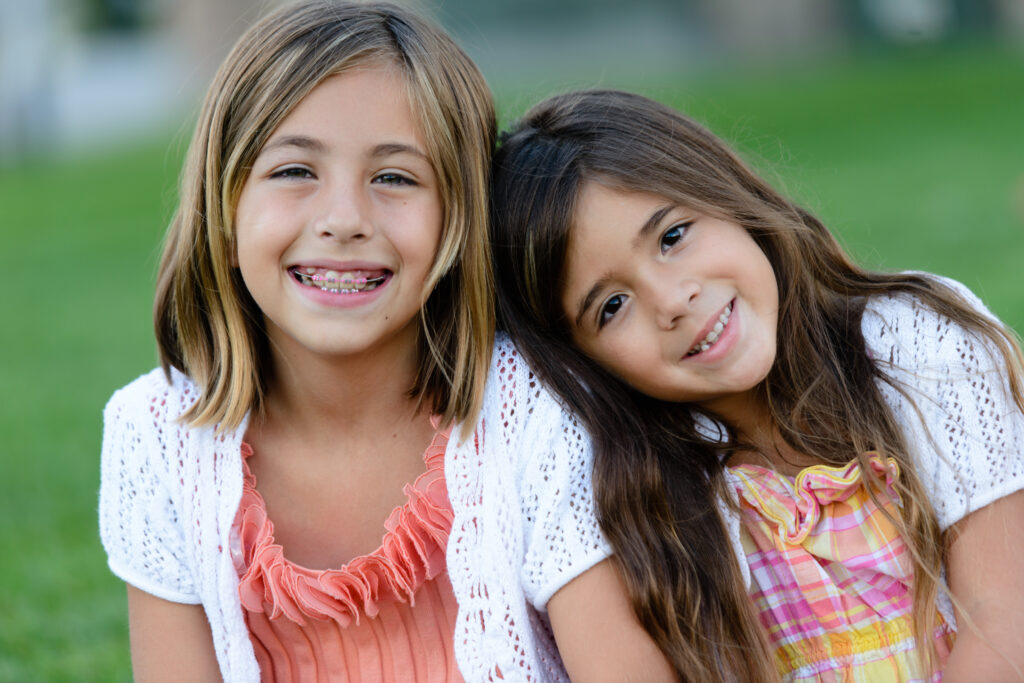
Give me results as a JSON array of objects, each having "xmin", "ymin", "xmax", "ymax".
[
  {"xmin": 311, "ymin": 179, "xmax": 373, "ymax": 242},
  {"xmin": 651, "ymin": 277, "xmax": 700, "ymax": 330}
]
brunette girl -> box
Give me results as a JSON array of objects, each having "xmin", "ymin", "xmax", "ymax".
[{"xmin": 491, "ymin": 89, "xmax": 1024, "ymax": 681}]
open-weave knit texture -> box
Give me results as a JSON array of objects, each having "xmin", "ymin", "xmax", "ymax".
[
  {"xmin": 720, "ymin": 277, "xmax": 1024, "ymax": 589},
  {"xmin": 859, "ymin": 276, "xmax": 1024, "ymax": 528},
  {"xmin": 99, "ymin": 276, "xmax": 1024, "ymax": 680},
  {"xmin": 99, "ymin": 334, "xmax": 610, "ymax": 681}
]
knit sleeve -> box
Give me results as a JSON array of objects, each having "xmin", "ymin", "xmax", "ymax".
[
  {"xmin": 446, "ymin": 337, "xmax": 612, "ymax": 681},
  {"xmin": 98, "ymin": 369, "xmax": 200, "ymax": 604},
  {"xmin": 863, "ymin": 276, "xmax": 1024, "ymax": 529},
  {"xmin": 493, "ymin": 342, "xmax": 613, "ymax": 611}
]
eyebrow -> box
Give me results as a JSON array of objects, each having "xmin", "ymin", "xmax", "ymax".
[
  {"xmin": 632, "ymin": 204, "xmax": 675, "ymax": 249},
  {"xmin": 370, "ymin": 142, "xmax": 430, "ymax": 161},
  {"xmin": 259, "ymin": 138, "xmax": 429, "ymax": 162},
  {"xmin": 574, "ymin": 275, "xmax": 611, "ymax": 329},
  {"xmin": 572, "ymin": 203, "xmax": 676, "ymax": 329},
  {"xmin": 261, "ymin": 134, "xmax": 327, "ymax": 154}
]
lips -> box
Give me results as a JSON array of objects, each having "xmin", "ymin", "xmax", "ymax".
[
  {"xmin": 289, "ymin": 266, "xmax": 389, "ymax": 294},
  {"xmin": 686, "ymin": 301, "xmax": 734, "ymax": 356}
]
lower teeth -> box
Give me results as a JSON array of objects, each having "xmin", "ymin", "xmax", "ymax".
[
  {"xmin": 688, "ymin": 305, "xmax": 732, "ymax": 356},
  {"xmin": 317, "ymin": 283, "xmax": 378, "ymax": 293}
]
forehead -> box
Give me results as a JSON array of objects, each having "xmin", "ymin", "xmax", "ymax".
[
  {"xmin": 568, "ymin": 182, "xmax": 668, "ymax": 264},
  {"xmin": 271, "ymin": 66, "xmax": 423, "ymax": 142},
  {"xmin": 562, "ymin": 182, "xmax": 665, "ymax": 300},
  {"xmin": 575, "ymin": 181, "xmax": 666, "ymax": 230}
]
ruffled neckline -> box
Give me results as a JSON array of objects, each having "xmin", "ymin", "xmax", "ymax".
[
  {"xmin": 727, "ymin": 455, "xmax": 901, "ymax": 545},
  {"xmin": 232, "ymin": 425, "xmax": 453, "ymax": 627}
]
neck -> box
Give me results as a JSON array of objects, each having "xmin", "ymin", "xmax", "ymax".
[
  {"xmin": 704, "ymin": 390, "xmax": 818, "ymax": 473},
  {"xmin": 261, "ymin": 330, "xmax": 428, "ymax": 444},
  {"xmin": 701, "ymin": 388, "xmax": 770, "ymax": 445}
]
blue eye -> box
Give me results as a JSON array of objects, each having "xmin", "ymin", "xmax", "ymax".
[
  {"xmin": 599, "ymin": 294, "xmax": 625, "ymax": 328},
  {"xmin": 374, "ymin": 172, "xmax": 416, "ymax": 186},
  {"xmin": 270, "ymin": 166, "xmax": 313, "ymax": 179},
  {"xmin": 660, "ymin": 222, "xmax": 691, "ymax": 253}
]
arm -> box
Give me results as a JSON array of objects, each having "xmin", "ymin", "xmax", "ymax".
[
  {"xmin": 100, "ymin": 376, "xmax": 227, "ymax": 679},
  {"xmin": 126, "ymin": 585, "xmax": 222, "ymax": 682},
  {"xmin": 942, "ymin": 490, "xmax": 1024, "ymax": 681},
  {"xmin": 862, "ymin": 283, "xmax": 1024, "ymax": 679},
  {"xmin": 548, "ymin": 559, "xmax": 677, "ymax": 683}
]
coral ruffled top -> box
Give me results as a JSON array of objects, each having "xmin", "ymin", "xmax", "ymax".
[{"xmin": 231, "ymin": 427, "xmax": 463, "ymax": 682}]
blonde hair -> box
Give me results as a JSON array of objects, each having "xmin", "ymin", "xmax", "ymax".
[{"xmin": 155, "ymin": 0, "xmax": 496, "ymax": 432}]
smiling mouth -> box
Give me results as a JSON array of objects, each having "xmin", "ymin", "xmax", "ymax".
[
  {"xmin": 686, "ymin": 302, "xmax": 733, "ymax": 356},
  {"xmin": 290, "ymin": 267, "xmax": 388, "ymax": 294}
]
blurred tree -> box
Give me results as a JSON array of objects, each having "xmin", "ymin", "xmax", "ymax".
[
  {"xmin": 78, "ymin": 0, "xmax": 157, "ymax": 32},
  {"xmin": 850, "ymin": 0, "xmax": 1002, "ymax": 43}
]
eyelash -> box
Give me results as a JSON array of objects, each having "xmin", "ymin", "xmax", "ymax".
[
  {"xmin": 598, "ymin": 294, "xmax": 625, "ymax": 329},
  {"xmin": 373, "ymin": 172, "xmax": 417, "ymax": 187},
  {"xmin": 267, "ymin": 168, "xmax": 418, "ymax": 187},
  {"xmin": 659, "ymin": 221, "xmax": 692, "ymax": 253},
  {"xmin": 270, "ymin": 165, "xmax": 313, "ymax": 180}
]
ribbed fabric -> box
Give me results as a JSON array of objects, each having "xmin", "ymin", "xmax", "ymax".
[
  {"xmin": 234, "ymin": 428, "xmax": 463, "ymax": 682},
  {"xmin": 728, "ymin": 456, "xmax": 955, "ymax": 682}
]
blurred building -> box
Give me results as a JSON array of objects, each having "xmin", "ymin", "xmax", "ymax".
[
  {"xmin": 1, "ymin": 0, "xmax": 1022, "ymax": 161},
  {"xmin": 0, "ymin": 0, "xmax": 265, "ymax": 160}
]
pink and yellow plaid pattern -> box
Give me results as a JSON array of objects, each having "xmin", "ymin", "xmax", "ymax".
[{"xmin": 728, "ymin": 456, "xmax": 954, "ymax": 682}]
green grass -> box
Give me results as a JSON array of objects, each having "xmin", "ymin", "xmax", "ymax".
[
  {"xmin": 1, "ymin": 45, "xmax": 1021, "ymax": 679},
  {"xmin": 0, "ymin": 141, "xmax": 182, "ymax": 681},
  {"xmin": 656, "ymin": 45, "xmax": 1024, "ymax": 329}
]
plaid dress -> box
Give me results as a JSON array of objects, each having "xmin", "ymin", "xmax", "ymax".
[{"xmin": 727, "ymin": 456, "xmax": 955, "ymax": 682}]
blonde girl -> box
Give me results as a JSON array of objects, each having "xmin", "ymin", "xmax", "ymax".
[
  {"xmin": 100, "ymin": 4, "xmax": 621, "ymax": 680},
  {"xmin": 490, "ymin": 89, "xmax": 1024, "ymax": 681}
]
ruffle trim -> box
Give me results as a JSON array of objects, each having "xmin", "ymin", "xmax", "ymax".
[
  {"xmin": 728, "ymin": 454, "xmax": 901, "ymax": 544},
  {"xmin": 233, "ymin": 425, "xmax": 452, "ymax": 627}
]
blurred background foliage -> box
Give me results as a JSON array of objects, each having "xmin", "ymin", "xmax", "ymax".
[{"xmin": 1, "ymin": 0, "xmax": 1022, "ymax": 679}]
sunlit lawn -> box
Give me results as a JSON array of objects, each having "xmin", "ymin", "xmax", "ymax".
[{"xmin": 1, "ymin": 44, "xmax": 1020, "ymax": 680}]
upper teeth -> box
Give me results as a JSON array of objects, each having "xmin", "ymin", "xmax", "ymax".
[
  {"xmin": 688, "ymin": 303, "xmax": 732, "ymax": 356},
  {"xmin": 295, "ymin": 268, "xmax": 385, "ymax": 293}
]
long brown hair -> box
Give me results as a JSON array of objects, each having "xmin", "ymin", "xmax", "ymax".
[
  {"xmin": 490, "ymin": 89, "xmax": 1024, "ymax": 680},
  {"xmin": 155, "ymin": 0, "xmax": 496, "ymax": 432}
]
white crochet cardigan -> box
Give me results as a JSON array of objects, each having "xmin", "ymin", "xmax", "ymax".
[
  {"xmin": 715, "ymin": 278, "xmax": 1024, "ymax": 629},
  {"xmin": 100, "ymin": 336, "xmax": 610, "ymax": 682},
  {"xmin": 100, "ymin": 278, "xmax": 1024, "ymax": 681}
]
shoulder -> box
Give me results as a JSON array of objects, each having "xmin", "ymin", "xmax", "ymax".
[
  {"xmin": 99, "ymin": 368, "xmax": 217, "ymax": 606},
  {"xmin": 861, "ymin": 273, "xmax": 1001, "ymax": 373},
  {"xmin": 459, "ymin": 334, "xmax": 610, "ymax": 607},
  {"xmin": 486, "ymin": 333, "xmax": 563, "ymax": 412},
  {"xmin": 102, "ymin": 367, "xmax": 207, "ymax": 474},
  {"xmin": 862, "ymin": 273, "xmax": 1024, "ymax": 527},
  {"xmin": 488, "ymin": 333, "xmax": 538, "ymax": 389},
  {"xmin": 105, "ymin": 366, "xmax": 201, "ymax": 424},
  {"xmin": 483, "ymin": 333, "xmax": 584, "ymax": 444}
]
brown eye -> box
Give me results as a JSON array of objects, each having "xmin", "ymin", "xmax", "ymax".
[
  {"xmin": 659, "ymin": 222, "xmax": 691, "ymax": 253},
  {"xmin": 599, "ymin": 295, "xmax": 625, "ymax": 328}
]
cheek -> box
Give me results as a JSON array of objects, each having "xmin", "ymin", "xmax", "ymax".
[
  {"xmin": 595, "ymin": 335, "xmax": 655, "ymax": 386},
  {"xmin": 397, "ymin": 202, "xmax": 443, "ymax": 264},
  {"xmin": 402, "ymin": 228, "xmax": 442, "ymax": 275}
]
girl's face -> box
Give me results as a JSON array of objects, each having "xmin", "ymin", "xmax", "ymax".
[
  {"xmin": 234, "ymin": 66, "xmax": 443, "ymax": 365},
  {"xmin": 560, "ymin": 181, "xmax": 779, "ymax": 422}
]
